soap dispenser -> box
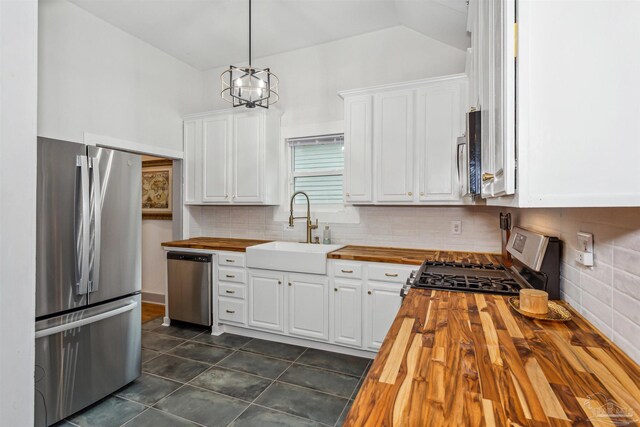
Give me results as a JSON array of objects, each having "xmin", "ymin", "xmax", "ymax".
[{"xmin": 323, "ymin": 225, "xmax": 331, "ymax": 244}]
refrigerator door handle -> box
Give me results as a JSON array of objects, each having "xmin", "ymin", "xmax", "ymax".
[
  {"xmin": 75, "ymin": 155, "xmax": 90, "ymax": 296},
  {"xmin": 89, "ymin": 156, "xmax": 102, "ymax": 293},
  {"xmin": 35, "ymin": 299, "xmax": 138, "ymax": 339}
]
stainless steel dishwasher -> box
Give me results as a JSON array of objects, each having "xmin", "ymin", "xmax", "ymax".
[{"xmin": 167, "ymin": 252, "xmax": 212, "ymax": 326}]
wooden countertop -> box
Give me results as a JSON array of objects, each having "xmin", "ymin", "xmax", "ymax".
[
  {"xmin": 328, "ymin": 245, "xmax": 500, "ymax": 266},
  {"xmin": 161, "ymin": 237, "xmax": 271, "ymax": 252},
  {"xmin": 345, "ymin": 290, "xmax": 640, "ymax": 426}
]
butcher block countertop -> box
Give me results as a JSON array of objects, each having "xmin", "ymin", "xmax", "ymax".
[
  {"xmin": 161, "ymin": 237, "xmax": 271, "ymax": 252},
  {"xmin": 345, "ymin": 289, "xmax": 640, "ymax": 427},
  {"xmin": 328, "ymin": 245, "xmax": 500, "ymax": 266}
]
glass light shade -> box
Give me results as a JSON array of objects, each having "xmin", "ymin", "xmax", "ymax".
[{"xmin": 221, "ymin": 66, "xmax": 279, "ymax": 109}]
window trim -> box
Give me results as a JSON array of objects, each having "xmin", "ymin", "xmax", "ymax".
[{"xmin": 273, "ymin": 122, "xmax": 360, "ymax": 225}]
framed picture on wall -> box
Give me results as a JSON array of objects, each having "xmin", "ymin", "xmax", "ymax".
[{"xmin": 142, "ymin": 159, "xmax": 173, "ymax": 220}]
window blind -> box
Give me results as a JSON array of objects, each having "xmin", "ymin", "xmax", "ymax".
[{"xmin": 288, "ymin": 134, "xmax": 344, "ymax": 204}]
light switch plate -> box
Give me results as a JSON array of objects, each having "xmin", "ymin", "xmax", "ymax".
[{"xmin": 577, "ymin": 232, "xmax": 594, "ymax": 253}]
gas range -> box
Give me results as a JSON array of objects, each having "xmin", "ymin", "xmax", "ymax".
[{"xmin": 401, "ymin": 227, "xmax": 561, "ymax": 299}]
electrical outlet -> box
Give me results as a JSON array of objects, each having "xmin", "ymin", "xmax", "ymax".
[
  {"xmin": 577, "ymin": 232, "xmax": 594, "ymax": 252},
  {"xmin": 451, "ymin": 221, "xmax": 462, "ymax": 235}
]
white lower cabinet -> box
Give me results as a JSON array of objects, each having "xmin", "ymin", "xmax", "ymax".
[
  {"xmin": 332, "ymin": 279, "xmax": 362, "ymax": 347},
  {"xmin": 213, "ymin": 258, "xmax": 410, "ymax": 354},
  {"xmin": 248, "ymin": 270, "xmax": 284, "ymax": 332},
  {"xmin": 288, "ymin": 274, "xmax": 329, "ymax": 341},
  {"xmin": 365, "ymin": 281, "xmax": 403, "ymax": 350}
]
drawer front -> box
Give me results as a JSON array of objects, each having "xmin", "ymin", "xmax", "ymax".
[
  {"xmin": 218, "ymin": 282, "xmax": 246, "ymax": 300},
  {"xmin": 218, "ymin": 252, "xmax": 246, "ymax": 267},
  {"xmin": 218, "ymin": 298, "xmax": 246, "ymax": 324},
  {"xmin": 368, "ymin": 264, "xmax": 413, "ymax": 283},
  {"xmin": 333, "ymin": 262, "xmax": 363, "ymax": 279},
  {"xmin": 218, "ymin": 267, "xmax": 246, "ymax": 284}
]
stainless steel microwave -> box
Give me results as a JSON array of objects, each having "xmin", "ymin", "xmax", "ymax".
[{"xmin": 457, "ymin": 110, "xmax": 481, "ymax": 198}]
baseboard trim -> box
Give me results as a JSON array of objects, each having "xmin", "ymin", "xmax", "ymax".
[
  {"xmin": 141, "ymin": 292, "xmax": 165, "ymax": 304},
  {"xmin": 220, "ymin": 324, "xmax": 377, "ymax": 359}
]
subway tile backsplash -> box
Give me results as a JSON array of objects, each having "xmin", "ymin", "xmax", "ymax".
[
  {"xmin": 188, "ymin": 205, "xmax": 503, "ymax": 253},
  {"xmin": 509, "ymin": 207, "xmax": 640, "ymax": 364},
  {"xmin": 188, "ymin": 204, "xmax": 640, "ymax": 364}
]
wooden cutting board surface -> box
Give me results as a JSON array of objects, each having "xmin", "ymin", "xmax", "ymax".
[
  {"xmin": 161, "ymin": 237, "xmax": 271, "ymax": 252},
  {"xmin": 345, "ymin": 289, "xmax": 640, "ymax": 426},
  {"xmin": 328, "ymin": 245, "xmax": 500, "ymax": 266}
]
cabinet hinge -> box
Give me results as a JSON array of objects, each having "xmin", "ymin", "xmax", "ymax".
[{"xmin": 514, "ymin": 23, "xmax": 518, "ymax": 58}]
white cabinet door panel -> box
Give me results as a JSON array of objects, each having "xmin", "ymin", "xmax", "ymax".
[
  {"xmin": 202, "ymin": 116, "xmax": 231, "ymax": 203},
  {"xmin": 183, "ymin": 119, "xmax": 202, "ymax": 203},
  {"xmin": 288, "ymin": 275, "xmax": 329, "ymax": 341},
  {"xmin": 332, "ymin": 280, "xmax": 362, "ymax": 347},
  {"xmin": 344, "ymin": 95, "xmax": 373, "ymax": 203},
  {"xmin": 365, "ymin": 282, "xmax": 402, "ymax": 350},
  {"xmin": 417, "ymin": 83, "xmax": 462, "ymax": 202},
  {"xmin": 374, "ymin": 90, "xmax": 414, "ymax": 202},
  {"xmin": 248, "ymin": 270, "xmax": 284, "ymax": 332},
  {"xmin": 233, "ymin": 113, "xmax": 264, "ymax": 203}
]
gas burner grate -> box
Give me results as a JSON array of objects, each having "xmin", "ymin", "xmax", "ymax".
[
  {"xmin": 424, "ymin": 261, "xmax": 505, "ymax": 271},
  {"xmin": 413, "ymin": 271, "xmax": 521, "ymax": 295}
]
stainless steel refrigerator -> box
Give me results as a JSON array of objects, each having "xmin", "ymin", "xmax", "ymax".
[{"xmin": 34, "ymin": 137, "xmax": 142, "ymax": 426}]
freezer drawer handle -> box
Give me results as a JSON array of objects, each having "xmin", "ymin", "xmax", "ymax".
[{"xmin": 35, "ymin": 300, "xmax": 138, "ymax": 339}]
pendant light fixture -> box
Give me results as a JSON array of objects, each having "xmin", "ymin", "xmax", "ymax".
[{"xmin": 220, "ymin": 0, "xmax": 279, "ymax": 108}]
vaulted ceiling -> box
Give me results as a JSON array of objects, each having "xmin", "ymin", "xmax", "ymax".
[{"xmin": 68, "ymin": 0, "xmax": 469, "ymax": 71}]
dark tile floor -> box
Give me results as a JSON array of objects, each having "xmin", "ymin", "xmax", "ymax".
[{"xmin": 55, "ymin": 318, "xmax": 371, "ymax": 427}]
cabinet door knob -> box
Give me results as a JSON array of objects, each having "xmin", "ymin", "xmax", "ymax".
[
  {"xmin": 225, "ymin": 194, "xmax": 228, "ymax": 198},
  {"xmin": 367, "ymin": 290, "xmax": 372, "ymax": 295},
  {"xmin": 288, "ymin": 282, "xmax": 292, "ymax": 286},
  {"xmin": 482, "ymin": 173, "xmax": 495, "ymax": 182},
  {"xmin": 278, "ymin": 281, "xmax": 282, "ymax": 285},
  {"xmin": 420, "ymin": 192, "xmax": 424, "ymax": 196},
  {"xmin": 346, "ymin": 193, "xmax": 350, "ymax": 197},
  {"xmin": 408, "ymin": 191, "xmax": 413, "ymax": 196},
  {"xmin": 334, "ymin": 287, "xmax": 338, "ymax": 292}
]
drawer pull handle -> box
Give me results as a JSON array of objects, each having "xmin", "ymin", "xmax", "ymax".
[
  {"xmin": 225, "ymin": 290, "xmax": 235, "ymax": 294},
  {"xmin": 226, "ymin": 274, "xmax": 235, "ymax": 278},
  {"xmin": 385, "ymin": 273, "xmax": 398, "ymax": 277},
  {"xmin": 341, "ymin": 269, "xmax": 353, "ymax": 274},
  {"xmin": 226, "ymin": 309, "xmax": 235, "ymax": 314},
  {"xmin": 226, "ymin": 259, "xmax": 235, "ymax": 263}
]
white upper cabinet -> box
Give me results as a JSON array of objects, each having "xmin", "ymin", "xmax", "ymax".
[
  {"xmin": 416, "ymin": 81, "xmax": 465, "ymax": 202},
  {"xmin": 183, "ymin": 119, "xmax": 203, "ymax": 203},
  {"xmin": 340, "ymin": 75, "xmax": 468, "ymax": 205},
  {"xmin": 183, "ymin": 108, "xmax": 281, "ymax": 205},
  {"xmin": 232, "ymin": 112, "xmax": 264, "ymax": 203},
  {"xmin": 202, "ymin": 116, "xmax": 231, "ymax": 203},
  {"xmin": 344, "ymin": 95, "xmax": 373, "ymax": 203},
  {"xmin": 374, "ymin": 90, "xmax": 415, "ymax": 202}
]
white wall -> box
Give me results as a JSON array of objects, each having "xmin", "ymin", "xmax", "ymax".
[
  {"xmin": 142, "ymin": 219, "xmax": 172, "ymax": 299},
  {"xmin": 202, "ymin": 25, "xmax": 466, "ymax": 128},
  {"xmin": 0, "ymin": 0, "xmax": 38, "ymax": 424},
  {"xmin": 38, "ymin": 0, "xmax": 205, "ymax": 152},
  {"xmin": 189, "ymin": 205, "xmax": 502, "ymax": 253},
  {"xmin": 509, "ymin": 207, "xmax": 640, "ymax": 364}
]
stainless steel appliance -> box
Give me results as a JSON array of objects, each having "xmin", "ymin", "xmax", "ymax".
[
  {"xmin": 402, "ymin": 227, "xmax": 561, "ymax": 299},
  {"xmin": 167, "ymin": 252, "xmax": 212, "ymax": 326},
  {"xmin": 34, "ymin": 137, "xmax": 142, "ymax": 426},
  {"xmin": 457, "ymin": 109, "xmax": 482, "ymax": 198}
]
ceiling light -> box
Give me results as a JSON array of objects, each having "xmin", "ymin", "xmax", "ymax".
[{"xmin": 220, "ymin": 0, "xmax": 279, "ymax": 109}]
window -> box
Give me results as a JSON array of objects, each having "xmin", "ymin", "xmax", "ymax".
[{"xmin": 288, "ymin": 134, "xmax": 344, "ymax": 205}]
